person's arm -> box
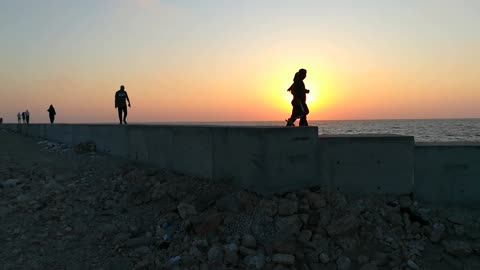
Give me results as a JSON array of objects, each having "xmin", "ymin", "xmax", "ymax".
[
  {"xmin": 114, "ymin": 92, "xmax": 118, "ymax": 108},
  {"xmin": 287, "ymin": 82, "xmax": 294, "ymax": 92},
  {"xmin": 126, "ymin": 92, "xmax": 131, "ymax": 107},
  {"xmin": 300, "ymin": 82, "xmax": 308, "ymax": 94}
]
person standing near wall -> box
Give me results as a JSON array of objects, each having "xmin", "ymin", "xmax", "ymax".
[
  {"xmin": 25, "ymin": 110, "xmax": 30, "ymax": 124},
  {"xmin": 21, "ymin": 112, "xmax": 26, "ymax": 124},
  {"xmin": 115, "ymin": 85, "xmax": 131, "ymax": 124},
  {"xmin": 47, "ymin": 105, "xmax": 56, "ymax": 124},
  {"xmin": 17, "ymin": 112, "xmax": 21, "ymax": 124}
]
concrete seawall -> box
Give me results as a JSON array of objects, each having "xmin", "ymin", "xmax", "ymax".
[
  {"xmin": 3, "ymin": 124, "xmax": 319, "ymax": 195},
  {"xmin": 2, "ymin": 124, "xmax": 479, "ymax": 207}
]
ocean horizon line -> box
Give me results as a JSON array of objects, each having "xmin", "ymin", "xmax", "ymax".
[{"xmin": 3, "ymin": 117, "xmax": 479, "ymax": 125}]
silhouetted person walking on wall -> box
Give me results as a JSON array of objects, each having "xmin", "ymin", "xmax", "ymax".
[
  {"xmin": 47, "ymin": 105, "xmax": 56, "ymax": 124},
  {"xmin": 115, "ymin": 85, "xmax": 131, "ymax": 124},
  {"xmin": 17, "ymin": 112, "xmax": 21, "ymax": 124},
  {"xmin": 286, "ymin": 68, "xmax": 310, "ymax": 126},
  {"xmin": 21, "ymin": 112, "xmax": 26, "ymax": 124},
  {"xmin": 25, "ymin": 110, "xmax": 30, "ymax": 124}
]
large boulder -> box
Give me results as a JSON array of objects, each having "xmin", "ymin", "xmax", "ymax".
[
  {"xmin": 278, "ymin": 199, "xmax": 298, "ymax": 216},
  {"xmin": 208, "ymin": 245, "xmax": 224, "ymax": 265},
  {"xmin": 244, "ymin": 254, "xmax": 266, "ymax": 269},
  {"xmin": 177, "ymin": 202, "xmax": 197, "ymax": 220},
  {"xmin": 275, "ymin": 215, "xmax": 302, "ymax": 238},
  {"xmin": 191, "ymin": 212, "xmax": 224, "ymax": 236},
  {"xmin": 241, "ymin": 234, "xmax": 257, "ymax": 249},
  {"xmin": 271, "ymin": 254, "xmax": 295, "ymax": 265},
  {"xmin": 442, "ymin": 240, "xmax": 472, "ymax": 256},
  {"xmin": 258, "ymin": 199, "xmax": 278, "ymax": 217},
  {"xmin": 326, "ymin": 212, "xmax": 359, "ymax": 236},
  {"xmin": 305, "ymin": 192, "xmax": 326, "ymax": 209}
]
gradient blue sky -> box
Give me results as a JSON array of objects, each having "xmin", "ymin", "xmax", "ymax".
[{"xmin": 1, "ymin": 0, "xmax": 479, "ymax": 123}]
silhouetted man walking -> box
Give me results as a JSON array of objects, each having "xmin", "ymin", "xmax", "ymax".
[
  {"xmin": 47, "ymin": 105, "xmax": 56, "ymax": 124},
  {"xmin": 25, "ymin": 110, "xmax": 30, "ymax": 124},
  {"xmin": 286, "ymin": 69, "xmax": 310, "ymax": 126},
  {"xmin": 115, "ymin": 85, "xmax": 131, "ymax": 124}
]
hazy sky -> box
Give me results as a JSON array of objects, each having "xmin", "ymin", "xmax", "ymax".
[{"xmin": 1, "ymin": 0, "xmax": 479, "ymax": 123}]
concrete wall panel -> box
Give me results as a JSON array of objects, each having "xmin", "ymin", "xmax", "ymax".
[
  {"xmin": 46, "ymin": 125, "xmax": 73, "ymax": 145},
  {"xmin": 415, "ymin": 143, "xmax": 480, "ymax": 207},
  {"xmin": 212, "ymin": 127, "xmax": 265, "ymax": 191},
  {"xmin": 90, "ymin": 125, "xmax": 129, "ymax": 157},
  {"xmin": 127, "ymin": 126, "xmax": 149, "ymax": 162},
  {"xmin": 318, "ymin": 135, "xmax": 414, "ymax": 195},
  {"xmin": 263, "ymin": 128, "xmax": 319, "ymax": 193},
  {"xmin": 170, "ymin": 126, "xmax": 213, "ymax": 178},
  {"xmin": 141, "ymin": 126, "xmax": 175, "ymax": 169}
]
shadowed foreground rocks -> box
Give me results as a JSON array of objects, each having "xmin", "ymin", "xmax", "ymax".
[{"xmin": 1, "ymin": 129, "xmax": 480, "ymax": 270}]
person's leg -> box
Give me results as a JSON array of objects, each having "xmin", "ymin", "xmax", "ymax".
[
  {"xmin": 286, "ymin": 100, "xmax": 302, "ymax": 126},
  {"xmin": 286, "ymin": 109, "xmax": 296, "ymax": 126},
  {"xmin": 299, "ymin": 116, "xmax": 308, "ymax": 126},
  {"xmin": 123, "ymin": 107, "xmax": 128, "ymax": 124},
  {"xmin": 286, "ymin": 109, "xmax": 297, "ymax": 126},
  {"xmin": 50, "ymin": 115, "xmax": 54, "ymax": 124},
  {"xmin": 298, "ymin": 101, "xmax": 309, "ymax": 126},
  {"xmin": 117, "ymin": 107, "xmax": 123, "ymax": 124}
]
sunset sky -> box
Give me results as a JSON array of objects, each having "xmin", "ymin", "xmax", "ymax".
[{"xmin": 1, "ymin": 0, "xmax": 479, "ymax": 123}]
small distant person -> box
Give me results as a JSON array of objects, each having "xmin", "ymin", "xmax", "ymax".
[
  {"xmin": 25, "ymin": 110, "xmax": 30, "ymax": 124},
  {"xmin": 286, "ymin": 68, "xmax": 310, "ymax": 127},
  {"xmin": 47, "ymin": 105, "xmax": 56, "ymax": 124},
  {"xmin": 0, "ymin": 117, "xmax": 3, "ymax": 124},
  {"xmin": 115, "ymin": 85, "xmax": 131, "ymax": 124},
  {"xmin": 21, "ymin": 112, "xmax": 26, "ymax": 124},
  {"xmin": 17, "ymin": 112, "xmax": 21, "ymax": 124}
]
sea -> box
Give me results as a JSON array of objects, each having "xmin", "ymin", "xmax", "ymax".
[{"xmin": 155, "ymin": 118, "xmax": 480, "ymax": 143}]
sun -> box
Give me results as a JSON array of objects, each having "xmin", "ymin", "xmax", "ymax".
[
  {"xmin": 267, "ymin": 76, "xmax": 324, "ymax": 118},
  {"xmin": 259, "ymin": 67, "xmax": 335, "ymax": 119}
]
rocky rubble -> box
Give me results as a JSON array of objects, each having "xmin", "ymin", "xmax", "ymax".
[{"xmin": 1, "ymin": 133, "xmax": 480, "ymax": 269}]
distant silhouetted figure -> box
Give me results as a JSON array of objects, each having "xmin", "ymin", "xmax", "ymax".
[
  {"xmin": 17, "ymin": 112, "xmax": 21, "ymax": 124},
  {"xmin": 21, "ymin": 112, "xmax": 26, "ymax": 124},
  {"xmin": 115, "ymin": 85, "xmax": 131, "ymax": 124},
  {"xmin": 47, "ymin": 105, "xmax": 56, "ymax": 124},
  {"xmin": 25, "ymin": 110, "xmax": 30, "ymax": 124},
  {"xmin": 286, "ymin": 69, "xmax": 310, "ymax": 126},
  {"xmin": 0, "ymin": 117, "xmax": 3, "ymax": 124}
]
